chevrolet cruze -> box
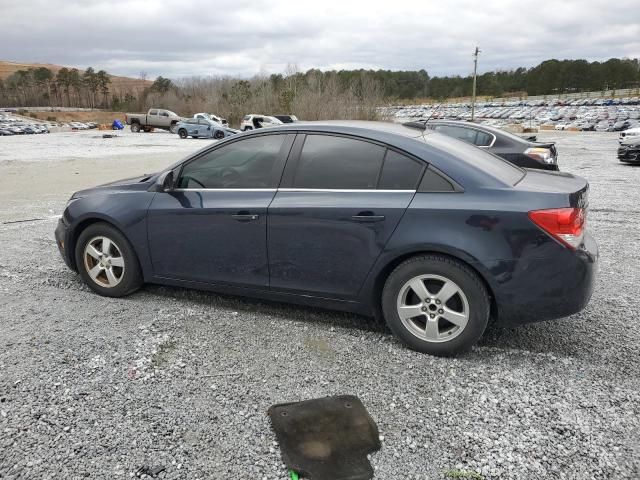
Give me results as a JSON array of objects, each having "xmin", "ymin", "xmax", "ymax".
[{"xmin": 55, "ymin": 121, "xmax": 598, "ymax": 356}]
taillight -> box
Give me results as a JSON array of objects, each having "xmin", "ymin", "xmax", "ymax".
[
  {"xmin": 528, "ymin": 207, "xmax": 586, "ymax": 249},
  {"xmin": 524, "ymin": 147, "xmax": 556, "ymax": 164}
]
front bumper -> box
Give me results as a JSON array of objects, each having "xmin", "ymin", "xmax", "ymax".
[
  {"xmin": 617, "ymin": 147, "xmax": 640, "ymax": 163},
  {"xmin": 55, "ymin": 217, "xmax": 75, "ymax": 271},
  {"xmin": 491, "ymin": 232, "xmax": 599, "ymax": 326}
]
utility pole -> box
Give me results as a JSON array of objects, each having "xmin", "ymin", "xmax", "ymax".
[{"xmin": 471, "ymin": 46, "xmax": 481, "ymax": 122}]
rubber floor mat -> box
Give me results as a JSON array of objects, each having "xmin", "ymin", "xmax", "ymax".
[{"xmin": 268, "ymin": 395, "xmax": 381, "ymax": 480}]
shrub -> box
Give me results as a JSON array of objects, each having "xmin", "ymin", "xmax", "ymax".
[
  {"xmin": 29, "ymin": 113, "xmax": 38, "ymax": 118},
  {"xmin": 46, "ymin": 116, "xmax": 57, "ymax": 121}
]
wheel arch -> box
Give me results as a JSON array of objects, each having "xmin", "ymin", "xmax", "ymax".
[
  {"xmin": 368, "ymin": 249, "xmax": 499, "ymax": 324},
  {"xmin": 68, "ymin": 216, "xmax": 139, "ymax": 272}
]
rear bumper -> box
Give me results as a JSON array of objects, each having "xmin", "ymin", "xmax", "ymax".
[
  {"xmin": 55, "ymin": 218, "xmax": 76, "ymax": 271},
  {"xmin": 490, "ymin": 232, "xmax": 598, "ymax": 326}
]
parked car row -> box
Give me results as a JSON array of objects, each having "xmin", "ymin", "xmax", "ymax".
[
  {"xmin": 0, "ymin": 114, "xmax": 51, "ymax": 135},
  {"xmin": 383, "ymin": 100, "xmax": 640, "ymax": 132}
]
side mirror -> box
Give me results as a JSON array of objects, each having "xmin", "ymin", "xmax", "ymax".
[{"xmin": 152, "ymin": 170, "xmax": 175, "ymax": 192}]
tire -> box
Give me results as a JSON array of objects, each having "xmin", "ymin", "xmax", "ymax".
[
  {"xmin": 178, "ymin": 129, "xmax": 188, "ymax": 139},
  {"xmin": 74, "ymin": 222, "xmax": 143, "ymax": 298},
  {"xmin": 381, "ymin": 255, "xmax": 489, "ymax": 356},
  {"xmin": 169, "ymin": 124, "xmax": 178, "ymax": 134},
  {"xmin": 213, "ymin": 130, "xmax": 225, "ymax": 139},
  {"xmin": 243, "ymin": 126, "xmax": 252, "ymax": 131},
  {"xmin": 130, "ymin": 123, "xmax": 141, "ymax": 133}
]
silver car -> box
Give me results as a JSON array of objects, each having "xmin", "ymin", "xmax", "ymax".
[{"xmin": 176, "ymin": 118, "xmax": 238, "ymax": 139}]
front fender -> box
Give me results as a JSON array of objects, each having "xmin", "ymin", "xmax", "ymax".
[{"xmin": 64, "ymin": 191, "xmax": 155, "ymax": 276}]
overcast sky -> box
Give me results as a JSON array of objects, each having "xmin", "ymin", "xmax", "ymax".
[{"xmin": 1, "ymin": 0, "xmax": 639, "ymax": 79}]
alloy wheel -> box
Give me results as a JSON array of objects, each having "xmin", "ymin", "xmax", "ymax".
[
  {"xmin": 396, "ymin": 274, "xmax": 469, "ymax": 343},
  {"xmin": 83, "ymin": 236, "xmax": 125, "ymax": 288}
]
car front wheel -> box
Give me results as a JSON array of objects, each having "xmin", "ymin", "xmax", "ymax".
[
  {"xmin": 75, "ymin": 223, "xmax": 143, "ymax": 297},
  {"xmin": 382, "ymin": 255, "xmax": 490, "ymax": 356},
  {"xmin": 130, "ymin": 123, "xmax": 140, "ymax": 133},
  {"xmin": 178, "ymin": 129, "xmax": 188, "ymax": 139},
  {"xmin": 213, "ymin": 130, "xmax": 225, "ymax": 139}
]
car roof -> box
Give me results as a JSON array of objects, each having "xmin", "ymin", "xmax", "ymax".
[{"xmin": 262, "ymin": 120, "xmax": 430, "ymax": 139}]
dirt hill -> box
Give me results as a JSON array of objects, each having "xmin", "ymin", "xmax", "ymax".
[{"xmin": 0, "ymin": 60, "xmax": 152, "ymax": 93}]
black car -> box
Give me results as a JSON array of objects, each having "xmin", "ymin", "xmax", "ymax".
[
  {"xmin": 617, "ymin": 137, "xmax": 640, "ymax": 163},
  {"xmin": 416, "ymin": 120, "xmax": 559, "ymax": 170},
  {"xmin": 55, "ymin": 121, "xmax": 597, "ymax": 356}
]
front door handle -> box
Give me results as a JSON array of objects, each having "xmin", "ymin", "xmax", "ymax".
[
  {"xmin": 351, "ymin": 211, "xmax": 385, "ymax": 222},
  {"xmin": 232, "ymin": 212, "xmax": 259, "ymax": 222}
]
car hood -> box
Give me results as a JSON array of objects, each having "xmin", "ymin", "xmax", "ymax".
[{"xmin": 72, "ymin": 173, "xmax": 157, "ymax": 198}]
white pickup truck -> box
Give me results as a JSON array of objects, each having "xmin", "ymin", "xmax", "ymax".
[{"xmin": 125, "ymin": 108, "xmax": 182, "ymax": 133}]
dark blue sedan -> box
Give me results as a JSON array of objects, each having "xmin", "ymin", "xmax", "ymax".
[{"xmin": 55, "ymin": 121, "xmax": 598, "ymax": 355}]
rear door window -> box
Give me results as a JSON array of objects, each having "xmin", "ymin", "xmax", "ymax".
[
  {"xmin": 378, "ymin": 150, "xmax": 424, "ymax": 190},
  {"xmin": 292, "ymin": 135, "xmax": 385, "ymax": 189}
]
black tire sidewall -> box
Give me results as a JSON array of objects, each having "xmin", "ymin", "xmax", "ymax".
[
  {"xmin": 131, "ymin": 124, "xmax": 140, "ymax": 133},
  {"xmin": 74, "ymin": 223, "xmax": 143, "ymax": 297},
  {"xmin": 178, "ymin": 129, "xmax": 187, "ymax": 139},
  {"xmin": 214, "ymin": 130, "xmax": 224, "ymax": 139},
  {"xmin": 382, "ymin": 255, "xmax": 489, "ymax": 356}
]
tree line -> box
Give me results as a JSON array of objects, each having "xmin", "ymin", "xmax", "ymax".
[
  {"xmin": 0, "ymin": 58, "xmax": 638, "ymax": 116},
  {"xmin": 428, "ymin": 58, "xmax": 640, "ymax": 99},
  {"xmin": 0, "ymin": 67, "xmax": 112, "ymax": 108}
]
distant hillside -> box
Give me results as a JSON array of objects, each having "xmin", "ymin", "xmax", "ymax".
[{"xmin": 0, "ymin": 60, "xmax": 152, "ymax": 93}]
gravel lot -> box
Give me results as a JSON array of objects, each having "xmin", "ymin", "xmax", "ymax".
[{"xmin": 0, "ymin": 130, "xmax": 639, "ymax": 479}]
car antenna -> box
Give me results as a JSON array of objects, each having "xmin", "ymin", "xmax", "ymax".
[{"xmin": 421, "ymin": 103, "xmax": 443, "ymax": 124}]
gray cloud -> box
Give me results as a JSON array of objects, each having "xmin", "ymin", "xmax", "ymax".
[{"xmin": 1, "ymin": 0, "xmax": 638, "ymax": 79}]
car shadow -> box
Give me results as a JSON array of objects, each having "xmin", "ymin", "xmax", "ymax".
[{"xmin": 139, "ymin": 284, "xmax": 390, "ymax": 335}]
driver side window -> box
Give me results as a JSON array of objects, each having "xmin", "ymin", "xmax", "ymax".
[{"xmin": 178, "ymin": 135, "xmax": 287, "ymax": 189}]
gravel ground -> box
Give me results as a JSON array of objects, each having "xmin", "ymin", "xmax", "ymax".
[
  {"xmin": 0, "ymin": 129, "xmax": 211, "ymax": 164},
  {"xmin": 0, "ymin": 131, "xmax": 639, "ymax": 479}
]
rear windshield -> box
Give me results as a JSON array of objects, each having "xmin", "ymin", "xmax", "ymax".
[{"xmin": 426, "ymin": 132, "xmax": 525, "ymax": 185}]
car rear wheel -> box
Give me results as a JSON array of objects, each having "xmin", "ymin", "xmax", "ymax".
[
  {"xmin": 130, "ymin": 123, "xmax": 140, "ymax": 133},
  {"xmin": 178, "ymin": 129, "xmax": 188, "ymax": 139},
  {"xmin": 382, "ymin": 255, "xmax": 489, "ymax": 356},
  {"xmin": 213, "ymin": 130, "xmax": 225, "ymax": 139},
  {"xmin": 75, "ymin": 223, "xmax": 143, "ymax": 297}
]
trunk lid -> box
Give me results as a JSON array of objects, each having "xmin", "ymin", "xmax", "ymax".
[{"xmin": 515, "ymin": 169, "xmax": 589, "ymax": 208}]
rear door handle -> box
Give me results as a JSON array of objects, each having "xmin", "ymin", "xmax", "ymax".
[
  {"xmin": 232, "ymin": 213, "xmax": 259, "ymax": 222},
  {"xmin": 351, "ymin": 211, "xmax": 385, "ymax": 222}
]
